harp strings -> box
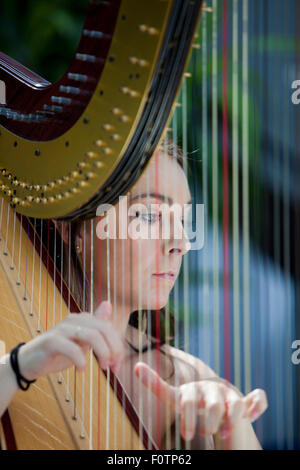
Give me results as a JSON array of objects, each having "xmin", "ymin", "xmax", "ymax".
[
  {"xmin": 58, "ymin": 219, "xmax": 64, "ymax": 386},
  {"xmin": 146, "ymin": 143, "xmax": 153, "ymax": 449},
  {"xmin": 4, "ymin": 202, "xmax": 10, "ymax": 256},
  {"xmin": 272, "ymin": 0, "xmax": 281, "ymax": 446},
  {"xmin": 66, "ymin": 222, "xmax": 71, "ymax": 404},
  {"xmin": 171, "ymin": 106, "xmax": 180, "ymax": 450},
  {"xmin": 154, "ymin": 140, "xmax": 160, "ymax": 448},
  {"xmin": 121, "ymin": 194, "xmax": 126, "ymax": 447},
  {"xmin": 179, "ymin": 73, "xmax": 191, "ymax": 451},
  {"xmin": 105, "ymin": 212, "xmax": 110, "ymax": 450},
  {"xmin": 0, "ymin": 196, "xmax": 95, "ymax": 447},
  {"xmin": 163, "ymin": 133, "xmax": 171, "ymax": 450},
  {"xmin": 282, "ymin": 0, "xmax": 292, "ymax": 447},
  {"xmin": 23, "ymin": 219, "xmax": 29, "ymax": 302},
  {"xmin": 137, "ymin": 146, "xmax": 144, "ymax": 447},
  {"xmin": 222, "ymin": 0, "xmax": 230, "ymax": 388},
  {"xmin": 81, "ymin": 220, "xmax": 86, "ymax": 439},
  {"xmin": 136, "ymin": 177, "xmax": 142, "ymax": 446},
  {"xmin": 37, "ymin": 218, "xmax": 42, "ymax": 333},
  {"xmin": 212, "ymin": 0, "xmax": 220, "ymax": 378},
  {"xmin": 0, "ymin": 0, "xmax": 238, "ymax": 449},
  {"xmin": 17, "ymin": 215, "xmax": 22, "ymax": 287},
  {"xmin": 112, "ymin": 200, "xmax": 117, "ymax": 449},
  {"xmin": 232, "ymin": 0, "xmax": 241, "ymax": 394},
  {"xmin": 201, "ymin": 3, "xmax": 210, "ymax": 415},
  {"xmin": 294, "ymin": 0, "xmax": 300, "ymax": 448},
  {"xmin": 52, "ymin": 220, "xmax": 56, "ymax": 330},
  {"xmin": 182, "ymin": 73, "xmax": 191, "ymax": 439},
  {"xmin": 0, "ymin": 198, "xmax": 3, "ymax": 242},
  {"xmin": 30, "ymin": 219, "xmax": 36, "ymax": 317},
  {"xmin": 129, "ymin": 167, "xmax": 134, "ymax": 450},
  {"xmin": 0, "ymin": 8, "xmax": 220, "ymax": 452},
  {"xmin": 242, "ymin": 0, "xmax": 251, "ymax": 399},
  {"xmin": 71, "ymin": 220, "xmax": 77, "ymax": 421},
  {"xmin": 97, "ymin": 212, "xmax": 101, "ymax": 450},
  {"xmin": 89, "ymin": 218, "xmax": 93, "ymax": 450}
]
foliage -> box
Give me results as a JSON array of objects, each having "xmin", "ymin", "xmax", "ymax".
[{"xmin": 0, "ymin": 0, "xmax": 87, "ymax": 82}]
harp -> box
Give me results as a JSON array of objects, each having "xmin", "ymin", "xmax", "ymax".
[
  {"xmin": 0, "ymin": 0, "xmax": 206, "ymax": 450},
  {"xmin": 0, "ymin": 0, "xmax": 299, "ymax": 451}
]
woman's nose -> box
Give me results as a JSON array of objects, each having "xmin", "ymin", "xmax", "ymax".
[{"xmin": 162, "ymin": 214, "xmax": 191, "ymax": 256}]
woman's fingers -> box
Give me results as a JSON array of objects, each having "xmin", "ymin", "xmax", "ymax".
[
  {"xmin": 179, "ymin": 385, "xmax": 198, "ymax": 440},
  {"xmin": 48, "ymin": 335, "xmax": 86, "ymax": 371},
  {"xmin": 178, "ymin": 381, "xmax": 252, "ymax": 440},
  {"xmin": 17, "ymin": 301, "xmax": 123, "ymax": 380},
  {"xmin": 70, "ymin": 326, "xmax": 111, "ymax": 369},
  {"xmin": 92, "ymin": 302, "xmax": 125, "ymax": 365},
  {"xmin": 154, "ymin": 378, "xmax": 268, "ymax": 442},
  {"xmin": 59, "ymin": 322, "xmax": 123, "ymax": 372},
  {"xmin": 242, "ymin": 389, "xmax": 268, "ymax": 422},
  {"xmin": 57, "ymin": 302, "xmax": 125, "ymax": 373},
  {"xmin": 217, "ymin": 387, "xmax": 246, "ymax": 437},
  {"xmin": 93, "ymin": 322, "xmax": 125, "ymax": 369},
  {"xmin": 94, "ymin": 300, "xmax": 112, "ymax": 321},
  {"xmin": 195, "ymin": 382, "xmax": 225, "ymax": 437},
  {"xmin": 134, "ymin": 362, "xmax": 178, "ymax": 406},
  {"xmin": 65, "ymin": 312, "xmax": 112, "ymax": 332}
]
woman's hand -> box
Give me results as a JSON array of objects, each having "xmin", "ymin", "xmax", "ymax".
[
  {"xmin": 18, "ymin": 301, "xmax": 125, "ymax": 381},
  {"xmin": 134, "ymin": 362, "xmax": 268, "ymax": 441}
]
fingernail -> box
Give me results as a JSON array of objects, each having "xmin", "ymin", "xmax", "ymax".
[
  {"xmin": 104, "ymin": 302, "xmax": 112, "ymax": 315},
  {"xmin": 250, "ymin": 409, "xmax": 260, "ymax": 421}
]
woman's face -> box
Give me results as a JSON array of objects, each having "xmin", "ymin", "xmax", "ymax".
[{"xmin": 79, "ymin": 151, "xmax": 191, "ymax": 314}]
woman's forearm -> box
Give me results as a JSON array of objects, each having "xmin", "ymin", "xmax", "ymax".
[{"xmin": 0, "ymin": 354, "xmax": 19, "ymax": 418}]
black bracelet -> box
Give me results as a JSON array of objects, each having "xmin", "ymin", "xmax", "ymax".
[{"xmin": 9, "ymin": 342, "xmax": 36, "ymax": 391}]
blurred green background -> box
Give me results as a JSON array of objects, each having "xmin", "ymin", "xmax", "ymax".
[{"xmin": 0, "ymin": 0, "xmax": 87, "ymax": 82}]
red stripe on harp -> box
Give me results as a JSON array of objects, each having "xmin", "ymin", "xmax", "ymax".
[{"xmin": 1, "ymin": 409, "xmax": 17, "ymax": 450}]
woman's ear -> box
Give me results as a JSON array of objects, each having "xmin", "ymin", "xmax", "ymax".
[
  {"xmin": 52, "ymin": 219, "xmax": 69, "ymax": 245},
  {"xmin": 75, "ymin": 234, "xmax": 83, "ymax": 254}
]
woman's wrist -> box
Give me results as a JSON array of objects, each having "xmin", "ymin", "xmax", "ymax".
[{"xmin": 17, "ymin": 343, "xmax": 39, "ymax": 382}]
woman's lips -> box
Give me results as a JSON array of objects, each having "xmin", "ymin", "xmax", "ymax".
[{"xmin": 152, "ymin": 272, "xmax": 175, "ymax": 281}]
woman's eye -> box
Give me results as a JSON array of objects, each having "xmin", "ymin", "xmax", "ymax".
[{"xmin": 135, "ymin": 212, "xmax": 160, "ymax": 224}]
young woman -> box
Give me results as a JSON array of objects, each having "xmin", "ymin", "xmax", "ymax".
[{"xmin": 0, "ymin": 143, "xmax": 268, "ymax": 449}]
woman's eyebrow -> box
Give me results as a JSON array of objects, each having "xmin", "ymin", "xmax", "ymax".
[{"xmin": 130, "ymin": 192, "xmax": 192, "ymax": 205}]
